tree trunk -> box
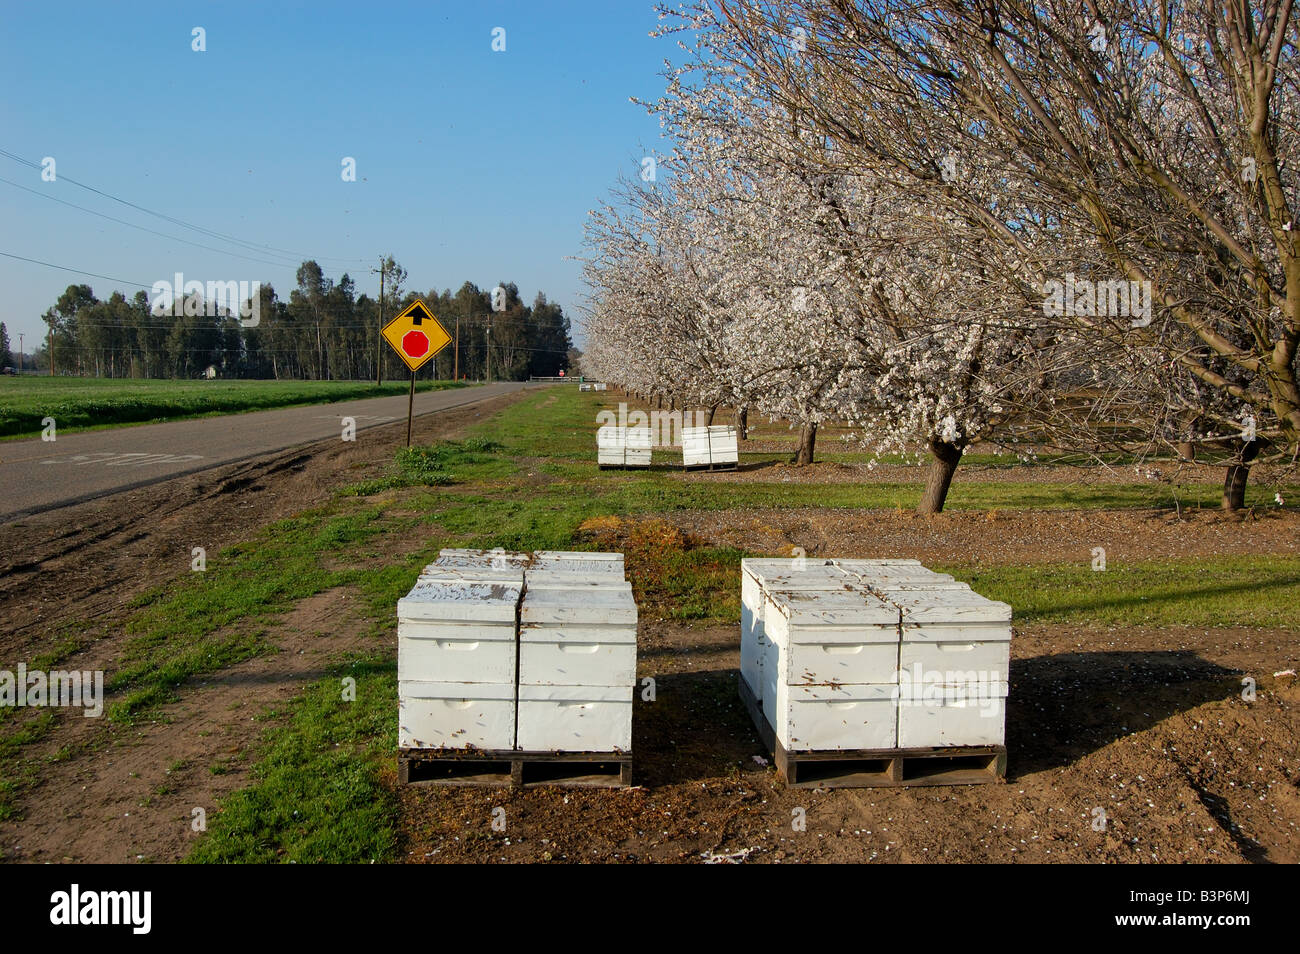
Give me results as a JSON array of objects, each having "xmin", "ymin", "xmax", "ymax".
[
  {"xmin": 1222, "ymin": 440, "xmax": 1260, "ymax": 511},
  {"xmin": 918, "ymin": 440, "xmax": 964, "ymax": 514},
  {"xmin": 703, "ymin": 405, "xmax": 717, "ymax": 426},
  {"xmin": 794, "ymin": 422, "xmax": 818, "ymax": 466},
  {"xmin": 737, "ymin": 406, "xmax": 748, "ymax": 440},
  {"xmin": 1177, "ymin": 441, "xmax": 1196, "ymax": 461}
]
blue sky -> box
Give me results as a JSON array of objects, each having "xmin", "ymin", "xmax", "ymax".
[{"xmin": 0, "ymin": 0, "xmax": 675, "ymax": 352}]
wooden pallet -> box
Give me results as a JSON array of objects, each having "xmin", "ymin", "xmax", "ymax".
[
  {"xmin": 399, "ymin": 748, "xmax": 632, "ymax": 789},
  {"xmin": 682, "ymin": 461, "xmax": 739, "ymax": 472},
  {"xmin": 738, "ymin": 674, "xmax": 1005, "ymax": 788}
]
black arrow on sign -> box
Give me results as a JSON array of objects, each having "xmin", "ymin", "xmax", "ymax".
[{"xmin": 408, "ymin": 301, "xmax": 432, "ymax": 325}]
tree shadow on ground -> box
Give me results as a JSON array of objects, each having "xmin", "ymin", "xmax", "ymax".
[{"xmin": 1006, "ymin": 650, "xmax": 1242, "ymax": 775}]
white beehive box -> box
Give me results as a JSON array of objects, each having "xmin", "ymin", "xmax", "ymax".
[
  {"xmin": 417, "ymin": 564, "xmax": 527, "ymax": 585},
  {"xmin": 889, "ymin": 585, "xmax": 1010, "ymax": 749},
  {"xmin": 897, "ymin": 680, "xmax": 1008, "ymax": 748},
  {"xmin": 785, "ymin": 683, "xmax": 898, "ymax": 751},
  {"xmin": 597, "ymin": 426, "xmax": 652, "ymax": 467},
  {"xmin": 892, "ymin": 589, "xmax": 1012, "ymax": 687},
  {"xmin": 834, "ymin": 562, "xmax": 956, "ymax": 586},
  {"xmin": 397, "ymin": 577, "xmax": 523, "ymax": 750},
  {"xmin": 516, "ymin": 684, "xmax": 633, "ymax": 751},
  {"xmin": 681, "ymin": 425, "xmax": 739, "ymax": 468},
  {"xmin": 399, "ymin": 681, "xmax": 516, "ymax": 749},
  {"xmin": 740, "ymin": 559, "xmax": 864, "ymax": 704},
  {"xmin": 397, "ymin": 578, "xmax": 523, "ymax": 684},
  {"xmin": 681, "ymin": 426, "xmax": 712, "ymax": 468},
  {"xmin": 518, "ymin": 583, "xmax": 637, "ymax": 687},
  {"xmin": 740, "ymin": 558, "xmax": 1013, "ymax": 755},
  {"xmin": 707, "ymin": 424, "xmax": 738, "ymax": 465},
  {"xmin": 761, "ymin": 587, "xmax": 901, "ymax": 750}
]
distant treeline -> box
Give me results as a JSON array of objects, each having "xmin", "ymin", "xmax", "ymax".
[{"xmin": 33, "ymin": 259, "xmax": 575, "ymax": 380}]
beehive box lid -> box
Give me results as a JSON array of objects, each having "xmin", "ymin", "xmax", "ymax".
[
  {"xmin": 890, "ymin": 588, "xmax": 1012, "ymax": 624},
  {"xmin": 533, "ymin": 550, "xmax": 624, "ymax": 563},
  {"xmin": 520, "ymin": 582, "xmax": 637, "ymax": 624},
  {"xmin": 418, "ymin": 565, "xmax": 526, "ymax": 585},
  {"xmin": 529, "ymin": 553, "xmax": 625, "ymax": 576},
  {"xmin": 767, "ymin": 587, "xmax": 900, "ymax": 628},
  {"xmin": 433, "ymin": 548, "xmax": 530, "ymax": 569},
  {"xmin": 838, "ymin": 565, "xmax": 956, "ymax": 585},
  {"xmin": 746, "ymin": 561, "xmax": 859, "ymax": 592},
  {"xmin": 830, "ymin": 558, "xmax": 923, "ymax": 568},
  {"xmin": 397, "ymin": 579, "xmax": 523, "ymax": 622}
]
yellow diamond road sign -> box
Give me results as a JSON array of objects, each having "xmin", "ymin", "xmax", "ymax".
[{"xmin": 382, "ymin": 299, "xmax": 452, "ymax": 372}]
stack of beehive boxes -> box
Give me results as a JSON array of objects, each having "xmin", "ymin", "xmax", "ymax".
[
  {"xmin": 740, "ymin": 558, "xmax": 1011, "ymax": 752},
  {"xmin": 596, "ymin": 425, "xmax": 653, "ymax": 468},
  {"xmin": 681, "ymin": 425, "xmax": 739, "ymax": 470},
  {"xmin": 518, "ymin": 552, "xmax": 636, "ymax": 752},
  {"xmin": 398, "ymin": 549, "xmax": 637, "ymax": 753}
]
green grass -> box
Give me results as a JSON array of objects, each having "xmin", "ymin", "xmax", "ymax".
[
  {"xmin": 108, "ymin": 504, "xmax": 421, "ymax": 722},
  {"xmin": 186, "ymin": 655, "xmax": 398, "ymax": 863},
  {"xmin": 948, "ymin": 556, "xmax": 1300, "ymax": 627},
  {"xmin": 0, "ymin": 377, "xmax": 466, "ymax": 439}
]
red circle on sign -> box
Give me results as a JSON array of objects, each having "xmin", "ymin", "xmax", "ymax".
[{"xmin": 402, "ymin": 330, "xmax": 429, "ymax": 358}]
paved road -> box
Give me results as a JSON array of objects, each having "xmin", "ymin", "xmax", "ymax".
[{"xmin": 0, "ymin": 382, "xmax": 527, "ymax": 522}]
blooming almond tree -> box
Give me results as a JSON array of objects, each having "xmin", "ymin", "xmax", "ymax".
[{"xmin": 700, "ymin": 0, "xmax": 1300, "ymax": 508}]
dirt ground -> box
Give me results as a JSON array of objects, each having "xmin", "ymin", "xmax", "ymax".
[
  {"xmin": 400, "ymin": 620, "xmax": 1298, "ymax": 864},
  {"xmin": 2, "ymin": 394, "xmax": 1297, "ymax": 863},
  {"xmin": 663, "ymin": 505, "xmax": 1300, "ymax": 566}
]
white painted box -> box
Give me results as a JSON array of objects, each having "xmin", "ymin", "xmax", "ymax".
[
  {"xmin": 520, "ymin": 581, "xmax": 637, "ymax": 628},
  {"xmin": 897, "ymin": 680, "xmax": 1008, "ymax": 748},
  {"xmin": 834, "ymin": 563, "xmax": 956, "ymax": 586},
  {"xmin": 431, "ymin": 548, "xmax": 531, "ymax": 569},
  {"xmin": 740, "ymin": 559, "xmax": 870, "ymax": 702},
  {"xmin": 516, "ymin": 684, "xmax": 633, "ymax": 752},
  {"xmin": 417, "ymin": 564, "xmax": 526, "ymax": 585},
  {"xmin": 597, "ymin": 426, "xmax": 652, "ymax": 467},
  {"xmin": 760, "ymin": 587, "xmax": 901, "ymax": 742},
  {"xmin": 398, "ymin": 680, "xmax": 516, "ymax": 749},
  {"xmin": 681, "ymin": 425, "xmax": 739, "ymax": 467},
  {"xmin": 893, "ymin": 589, "xmax": 1012, "ymax": 686},
  {"xmin": 398, "ymin": 619, "xmax": 518, "ymax": 684},
  {"xmin": 782, "ymin": 683, "xmax": 898, "ymax": 750},
  {"xmin": 397, "ymin": 578, "xmax": 523, "ymax": 625},
  {"xmin": 532, "ymin": 550, "xmax": 624, "ymax": 567},
  {"xmin": 397, "ymin": 578, "xmax": 522, "ymax": 686},
  {"xmin": 518, "ymin": 640, "xmax": 637, "ymax": 687}
]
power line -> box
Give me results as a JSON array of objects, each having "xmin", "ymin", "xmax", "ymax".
[
  {"xmin": 0, "ymin": 250, "xmax": 152, "ymax": 289},
  {"xmin": 0, "ymin": 147, "xmax": 368, "ymax": 265},
  {"xmin": 0, "ymin": 176, "xmax": 304, "ymax": 270}
]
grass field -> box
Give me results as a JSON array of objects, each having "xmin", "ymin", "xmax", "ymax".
[
  {"xmin": 3, "ymin": 386, "xmax": 1297, "ymax": 857},
  {"xmin": 0, "ymin": 377, "xmax": 466, "ymax": 439}
]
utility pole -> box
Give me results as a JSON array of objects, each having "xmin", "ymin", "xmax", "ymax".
[
  {"xmin": 485, "ymin": 317, "xmax": 492, "ymax": 383},
  {"xmin": 18, "ymin": 333, "xmax": 23, "ymax": 372},
  {"xmin": 453, "ymin": 314, "xmax": 459, "ymax": 381},
  {"xmin": 372, "ymin": 258, "xmax": 385, "ymax": 386},
  {"xmin": 48, "ymin": 323, "xmax": 54, "ymax": 376}
]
